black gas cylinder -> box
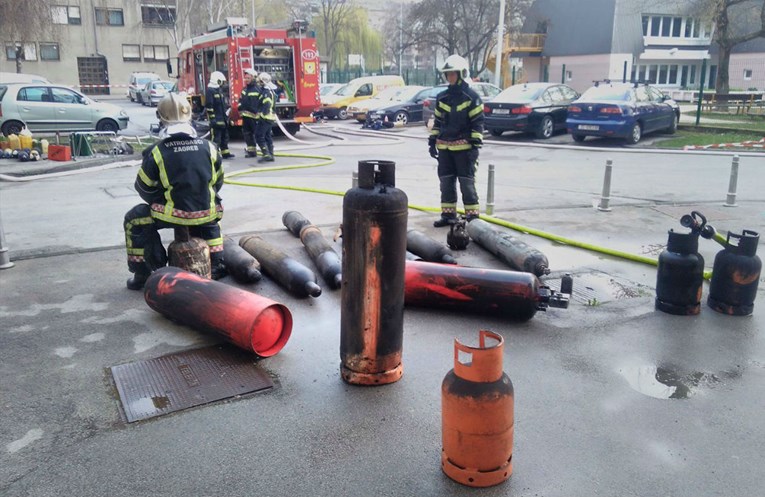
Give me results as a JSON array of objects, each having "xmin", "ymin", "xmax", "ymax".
[
  {"xmin": 340, "ymin": 160, "xmax": 408, "ymax": 385},
  {"xmin": 708, "ymin": 230, "xmax": 761, "ymax": 316},
  {"xmin": 655, "ymin": 229, "xmax": 705, "ymax": 315}
]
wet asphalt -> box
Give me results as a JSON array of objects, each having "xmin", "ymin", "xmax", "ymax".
[{"xmin": 0, "ymin": 123, "xmax": 763, "ymax": 497}]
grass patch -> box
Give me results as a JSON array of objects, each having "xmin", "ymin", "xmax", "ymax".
[
  {"xmin": 682, "ymin": 111, "xmax": 765, "ymax": 131},
  {"xmin": 656, "ymin": 130, "xmax": 764, "ymax": 149}
]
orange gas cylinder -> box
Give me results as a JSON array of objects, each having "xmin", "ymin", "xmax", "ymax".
[{"xmin": 441, "ymin": 330, "xmax": 514, "ymax": 487}]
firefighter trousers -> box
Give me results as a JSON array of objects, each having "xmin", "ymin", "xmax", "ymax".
[
  {"xmin": 210, "ymin": 124, "xmax": 230, "ymax": 155},
  {"xmin": 124, "ymin": 204, "xmax": 224, "ymax": 274},
  {"xmin": 242, "ymin": 117, "xmax": 258, "ymax": 156},
  {"xmin": 255, "ymin": 119, "xmax": 274, "ymax": 157},
  {"xmin": 437, "ymin": 149, "xmax": 479, "ymax": 218}
]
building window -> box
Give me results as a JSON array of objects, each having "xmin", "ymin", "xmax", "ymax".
[
  {"xmin": 141, "ymin": 5, "xmax": 176, "ymax": 26},
  {"xmin": 122, "ymin": 44, "xmax": 141, "ymax": 62},
  {"xmin": 671, "ymin": 17, "xmax": 682, "ymax": 37},
  {"xmin": 650, "ymin": 16, "xmax": 661, "ymax": 36},
  {"xmin": 642, "ymin": 16, "xmax": 649, "ymax": 36},
  {"xmin": 95, "ymin": 8, "xmax": 124, "ymax": 26},
  {"xmin": 40, "ymin": 43, "xmax": 60, "ymax": 61},
  {"xmin": 143, "ymin": 45, "xmax": 170, "ymax": 62},
  {"xmin": 661, "ymin": 16, "xmax": 672, "ymax": 36},
  {"xmin": 743, "ymin": 69, "xmax": 753, "ymax": 80},
  {"xmin": 5, "ymin": 43, "xmax": 37, "ymax": 61},
  {"xmin": 51, "ymin": 5, "xmax": 81, "ymax": 25}
]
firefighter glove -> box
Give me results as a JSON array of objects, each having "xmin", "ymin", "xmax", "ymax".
[{"xmin": 429, "ymin": 144, "xmax": 439, "ymax": 159}]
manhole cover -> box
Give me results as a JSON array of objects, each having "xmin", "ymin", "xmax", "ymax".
[
  {"xmin": 543, "ymin": 271, "xmax": 651, "ymax": 306},
  {"xmin": 111, "ymin": 344, "xmax": 273, "ymax": 423}
]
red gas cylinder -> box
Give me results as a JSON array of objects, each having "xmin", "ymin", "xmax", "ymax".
[
  {"xmin": 144, "ymin": 267, "xmax": 292, "ymax": 357},
  {"xmin": 442, "ymin": 330, "xmax": 514, "ymax": 487}
]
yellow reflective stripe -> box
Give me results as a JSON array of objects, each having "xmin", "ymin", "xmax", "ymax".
[
  {"xmin": 429, "ymin": 129, "xmax": 440, "ymax": 136},
  {"xmin": 471, "ymin": 131, "xmax": 483, "ymax": 140},
  {"xmin": 206, "ymin": 236, "xmax": 223, "ymax": 247},
  {"xmin": 438, "ymin": 102, "xmax": 451, "ymax": 112},
  {"xmin": 127, "ymin": 248, "xmax": 145, "ymax": 255},
  {"xmin": 138, "ymin": 168, "xmax": 158, "ymax": 187},
  {"xmin": 456, "ymin": 101, "xmax": 471, "ymax": 112},
  {"xmin": 468, "ymin": 105, "xmax": 483, "ymax": 118},
  {"xmin": 441, "ymin": 203, "xmax": 457, "ymax": 208},
  {"xmin": 153, "ymin": 147, "xmax": 174, "ymax": 218},
  {"xmin": 241, "ymin": 111, "xmax": 257, "ymax": 118},
  {"xmin": 151, "ymin": 211, "xmax": 219, "ymax": 225},
  {"xmin": 436, "ymin": 143, "xmax": 472, "ymax": 151},
  {"xmin": 208, "ymin": 142, "xmax": 218, "ymax": 215},
  {"xmin": 434, "ymin": 109, "xmax": 443, "ymax": 118},
  {"xmin": 464, "ymin": 204, "xmax": 480, "ymax": 210},
  {"xmin": 125, "ymin": 215, "xmax": 154, "ymax": 251}
]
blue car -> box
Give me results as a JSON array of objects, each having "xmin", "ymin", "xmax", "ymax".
[{"xmin": 566, "ymin": 82, "xmax": 679, "ymax": 144}]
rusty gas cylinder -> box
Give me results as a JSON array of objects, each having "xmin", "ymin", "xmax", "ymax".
[
  {"xmin": 340, "ymin": 160, "xmax": 408, "ymax": 385},
  {"xmin": 655, "ymin": 229, "xmax": 704, "ymax": 315},
  {"xmin": 442, "ymin": 330, "xmax": 514, "ymax": 487},
  {"xmin": 708, "ymin": 230, "xmax": 761, "ymax": 316},
  {"xmin": 168, "ymin": 227, "xmax": 211, "ymax": 279}
]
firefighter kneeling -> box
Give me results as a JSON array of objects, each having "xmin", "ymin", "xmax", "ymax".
[{"xmin": 123, "ymin": 93, "xmax": 226, "ymax": 290}]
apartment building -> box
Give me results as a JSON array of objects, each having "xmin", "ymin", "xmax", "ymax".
[
  {"xmin": 515, "ymin": 0, "xmax": 765, "ymax": 93},
  {"xmin": 1, "ymin": 1, "xmax": 179, "ymax": 95}
]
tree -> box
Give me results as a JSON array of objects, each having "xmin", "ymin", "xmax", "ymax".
[
  {"xmin": 0, "ymin": 0, "xmax": 52, "ymax": 73},
  {"xmin": 286, "ymin": 0, "xmax": 356, "ymax": 72}
]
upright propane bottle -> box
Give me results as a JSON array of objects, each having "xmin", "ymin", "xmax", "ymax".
[
  {"xmin": 708, "ymin": 230, "xmax": 761, "ymax": 316},
  {"xmin": 340, "ymin": 160, "xmax": 408, "ymax": 385},
  {"xmin": 655, "ymin": 229, "xmax": 705, "ymax": 315},
  {"xmin": 442, "ymin": 330, "xmax": 514, "ymax": 487}
]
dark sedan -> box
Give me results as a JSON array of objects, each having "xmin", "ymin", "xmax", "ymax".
[
  {"xmin": 484, "ymin": 83, "xmax": 579, "ymax": 139},
  {"xmin": 566, "ymin": 82, "xmax": 679, "ymax": 144},
  {"xmin": 367, "ymin": 86, "xmax": 438, "ymax": 125},
  {"xmin": 422, "ymin": 82, "xmax": 502, "ymax": 124}
]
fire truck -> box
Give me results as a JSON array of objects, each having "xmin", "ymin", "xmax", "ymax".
[{"xmin": 176, "ymin": 18, "xmax": 320, "ymax": 135}]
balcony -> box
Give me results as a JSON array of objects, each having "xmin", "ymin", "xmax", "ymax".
[{"xmin": 507, "ymin": 33, "xmax": 546, "ymax": 53}]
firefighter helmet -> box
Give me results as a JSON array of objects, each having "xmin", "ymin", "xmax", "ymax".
[
  {"xmin": 257, "ymin": 72, "xmax": 272, "ymax": 85},
  {"xmin": 210, "ymin": 71, "xmax": 226, "ymax": 85},
  {"xmin": 157, "ymin": 93, "xmax": 192, "ymax": 125},
  {"xmin": 244, "ymin": 68, "xmax": 257, "ymax": 77},
  {"xmin": 438, "ymin": 54, "xmax": 470, "ymax": 81}
]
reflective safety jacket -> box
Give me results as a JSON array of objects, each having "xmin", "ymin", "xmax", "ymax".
[
  {"xmin": 428, "ymin": 79, "xmax": 484, "ymax": 151},
  {"xmin": 135, "ymin": 133, "xmax": 224, "ymax": 225},
  {"xmin": 205, "ymin": 85, "xmax": 228, "ymax": 126},
  {"xmin": 239, "ymin": 82, "xmax": 260, "ymax": 119},
  {"xmin": 257, "ymin": 86, "xmax": 276, "ymax": 121}
]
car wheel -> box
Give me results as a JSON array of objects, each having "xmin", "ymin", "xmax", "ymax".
[
  {"xmin": 626, "ymin": 122, "xmax": 642, "ymax": 144},
  {"xmin": 489, "ymin": 129, "xmax": 503, "ymax": 137},
  {"xmin": 96, "ymin": 119, "xmax": 119, "ymax": 133},
  {"xmin": 337, "ymin": 107, "xmax": 348, "ymax": 120},
  {"xmin": 666, "ymin": 114, "xmax": 678, "ymax": 134},
  {"xmin": 1, "ymin": 120, "xmax": 25, "ymax": 136},
  {"xmin": 536, "ymin": 115, "xmax": 554, "ymax": 139},
  {"xmin": 394, "ymin": 111, "xmax": 409, "ymax": 125},
  {"xmin": 572, "ymin": 134, "xmax": 586, "ymax": 143},
  {"xmin": 129, "ymin": 93, "xmax": 135, "ymax": 102}
]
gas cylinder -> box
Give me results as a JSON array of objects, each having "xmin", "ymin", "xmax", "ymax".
[
  {"xmin": 407, "ymin": 229, "xmax": 456, "ymax": 264},
  {"xmin": 239, "ymin": 235, "xmax": 322, "ymax": 298},
  {"xmin": 167, "ymin": 227, "xmax": 211, "ymax": 279},
  {"xmin": 442, "ymin": 330, "xmax": 514, "ymax": 487},
  {"xmin": 655, "ymin": 229, "xmax": 704, "ymax": 315},
  {"xmin": 223, "ymin": 237, "xmax": 262, "ymax": 284},
  {"xmin": 708, "ymin": 230, "xmax": 761, "ymax": 316},
  {"xmin": 467, "ymin": 219, "xmax": 550, "ymax": 277},
  {"xmin": 405, "ymin": 260, "xmax": 568, "ymax": 321},
  {"xmin": 340, "ymin": 160, "xmax": 408, "ymax": 385},
  {"xmin": 144, "ymin": 267, "xmax": 292, "ymax": 357},
  {"xmin": 447, "ymin": 219, "xmax": 470, "ymax": 251},
  {"xmin": 282, "ymin": 211, "xmax": 342, "ymax": 289}
]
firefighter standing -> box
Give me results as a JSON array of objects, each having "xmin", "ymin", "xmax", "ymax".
[
  {"xmin": 255, "ymin": 72, "xmax": 276, "ymax": 162},
  {"xmin": 239, "ymin": 68, "xmax": 260, "ymax": 158},
  {"xmin": 428, "ymin": 54, "xmax": 484, "ymax": 227},
  {"xmin": 205, "ymin": 71, "xmax": 235, "ymax": 159},
  {"xmin": 123, "ymin": 93, "xmax": 226, "ymax": 290}
]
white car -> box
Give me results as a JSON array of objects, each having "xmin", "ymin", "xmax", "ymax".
[{"xmin": 138, "ymin": 80, "xmax": 174, "ymax": 107}]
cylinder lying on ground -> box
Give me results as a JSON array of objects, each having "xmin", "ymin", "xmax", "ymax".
[
  {"xmin": 239, "ymin": 235, "xmax": 322, "ymax": 298},
  {"xmin": 143, "ymin": 267, "xmax": 292, "ymax": 357},
  {"xmin": 341, "ymin": 160, "xmax": 408, "ymax": 385},
  {"xmin": 467, "ymin": 219, "xmax": 550, "ymax": 277},
  {"xmin": 405, "ymin": 260, "xmax": 568, "ymax": 321},
  {"xmin": 282, "ymin": 211, "xmax": 342, "ymax": 289},
  {"xmin": 407, "ymin": 230, "xmax": 456, "ymax": 264},
  {"xmin": 442, "ymin": 330, "xmax": 514, "ymax": 487},
  {"xmin": 223, "ymin": 237, "xmax": 262, "ymax": 283}
]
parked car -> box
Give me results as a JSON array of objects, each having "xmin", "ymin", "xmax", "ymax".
[
  {"xmin": 127, "ymin": 72, "xmax": 160, "ymax": 102},
  {"xmin": 368, "ymin": 86, "xmax": 438, "ymax": 125},
  {"xmin": 0, "ymin": 72, "xmax": 50, "ymax": 84},
  {"xmin": 566, "ymin": 82, "xmax": 679, "ymax": 144},
  {"xmin": 422, "ymin": 82, "xmax": 502, "ymax": 124},
  {"xmin": 139, "ymin": 80, "xmax": 174, "ymax": 107},
  {"xmin": 319, "ymin": 75, "xmax": 406, "ymax": 119},
  {"xmin": 349, "ymin": 86, "xmax": 425, "ymax": 122},
  {"xmin": 484, "ymin": 83, "xmax": 579, "ymax": 139},
  {"xmin": 0, "ymin": 83, "xmax": 129, "ymax": 135}
]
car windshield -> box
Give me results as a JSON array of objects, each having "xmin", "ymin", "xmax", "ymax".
[
  {"xmin": 336, "ymin": 84, "xmax": 358, "ymax": 96},
  {"xmin": 375, "ymin": 87, "xmax": 405, "ymax": 100},
  {"xmin": 494, "ymin": 85, "xmax": 545, "ymax": 103},
  {"xmin": 580, "ymin": 86, "xmax": 632, "ymax": 101},
  {"xmin": 0, "ymin": 85, "xmax": 7, "ymax": 100},
  {"xmin": 154, "ymin": 82, "xmax": 173, "ymax": 90},
  {"xmin": 137, "ymin": 77, "xmax": 155, "ymax": 85},
  {"xmin": 395, "ymin": 87, "xmax": 425, "ymax": 101},
  {"xmin": 320, "ymin": 85, "xmax": 342, "ymax": 96}
]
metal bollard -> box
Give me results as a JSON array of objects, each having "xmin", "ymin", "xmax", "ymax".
[
  {"xmin": 597, "ymin": 159, "xmax": 613, "ymax": 212},
  {"xmin": 352, "ymin": 170, "xmax": 358, "ymax": 189},
  {"xmin": 0, "ymin": 205, "xmax": 14, "ymax": 270},
  {"xmin": 486, "ymin": 163, "xmax": 495, "ymax": 216},
  {"xmin": 723, "ymin": 155, "xmax": 739, "ymax": 208}
]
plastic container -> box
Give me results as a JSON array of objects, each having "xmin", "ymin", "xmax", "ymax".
[
  {"xmin": 41, "ymin": 139, "xmax": 49, "ymax": 155},
  {"xmin": 19, "ymin": 128, "xmax": 33, "ymax": 149},
  {"xmin": 8, "ymin": 134, "xmax": 20, "ymax": 150}
]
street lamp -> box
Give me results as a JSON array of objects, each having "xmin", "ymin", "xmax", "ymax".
[{"xmin": 493, "ymin": 0, "xmax": 506, "ymax": 87}]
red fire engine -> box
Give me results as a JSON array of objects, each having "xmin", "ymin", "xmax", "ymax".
[{"xmin": 176, "ymin": 18, "xmax": 319, "ymax": 135}]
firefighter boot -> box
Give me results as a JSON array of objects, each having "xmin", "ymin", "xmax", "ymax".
[
  {"xmin": 433, "ymin": 215, "xmax": 457, "ymax": 228},
  {"xmin": 126, "ymin": 270, "xmax": 151, "ymax": 291}
]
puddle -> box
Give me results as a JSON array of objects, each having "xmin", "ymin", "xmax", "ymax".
[
  {"xmin": 544, "ymin": 270, "xmax": 652, "ymax": 306},
  {"xmin": 619, "ymin": 363, "xmax": 727, "ymax": 399}
]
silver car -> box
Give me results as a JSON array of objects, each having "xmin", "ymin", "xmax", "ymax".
[
  {"xmin": 139, "ymin": 80, "xmax": 174, "ymax": 107},
  {"xmin": 0, "ymin": 83, "xmax": 129, "ymax": 135}
]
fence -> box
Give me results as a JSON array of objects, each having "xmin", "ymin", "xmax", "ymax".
[{"xmin": 325, "ymin": 68, "xmax": 442, "ymax": 87}]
